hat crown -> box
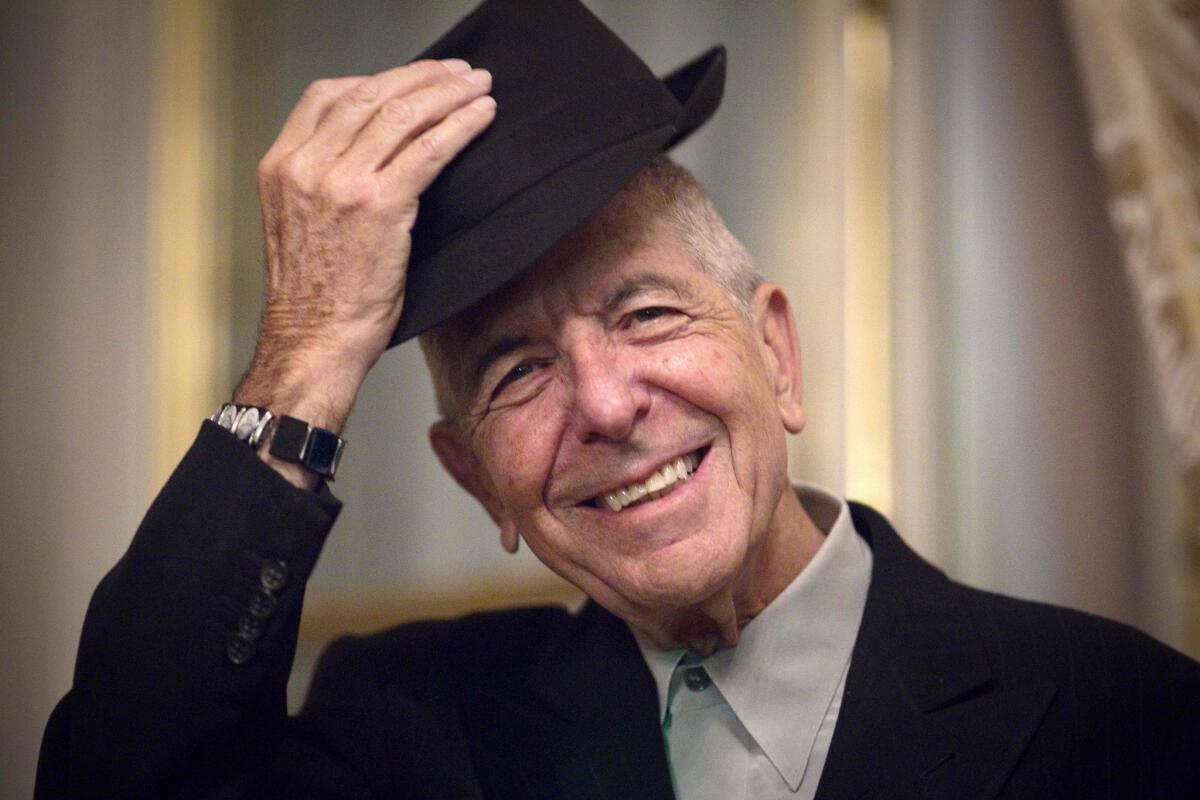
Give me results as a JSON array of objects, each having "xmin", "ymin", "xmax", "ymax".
[
  {"xmin": 392, "ymin": 0, "xmax": 725, "ymax": 345},
  {"xmin": 412, "ymin": 0, "xmax": 680, "ymax": 262},
  {"xmin": 421, "ymin": 0, "xmax": 669, "ymax": 104}
]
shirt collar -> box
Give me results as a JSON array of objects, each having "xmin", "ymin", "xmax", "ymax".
[{"xmin": 632, "ymin": 481, "xmax": 873, "ymax": 788}]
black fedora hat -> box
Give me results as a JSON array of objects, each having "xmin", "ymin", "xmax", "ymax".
[{"xmin": 390, "ymin": 0, "xmax": 725, "ymax": 346}]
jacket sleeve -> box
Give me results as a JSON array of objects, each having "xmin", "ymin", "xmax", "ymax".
[{"xmin": 35, "ymin": 420, "xmax": 373, "ymax": 799}]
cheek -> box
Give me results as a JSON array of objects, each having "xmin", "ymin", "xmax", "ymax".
[
  {"xmin": 478, "ymin": 395, "xmax": 567, "ymax": 506},
  {"xmin": 482, "ymin": 425, "xmax": 541, "ymax": 495},
  {"xmin": 655, "ymin": 341, "xmax": 724, "ymax": 396},
  {"xmin": 652, "ymin": 336, "xmax": 762, "ymax": 415}
]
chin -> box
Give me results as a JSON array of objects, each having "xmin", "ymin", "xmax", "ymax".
[{"xmin": 609, "ymin": 533, "xmax": 746, "ymax": 614}]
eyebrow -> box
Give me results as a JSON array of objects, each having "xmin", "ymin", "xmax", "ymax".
[
  {"xmin": 468, "ymin": 274, "xmax": 693, "ymax": 389},
  {"xmin": 601, "ymin": 273, "xmax": 691, "ymax": 314},
  {"xmin": 472, "ymin": 334, "xmax": 532, "ymax": 386}
]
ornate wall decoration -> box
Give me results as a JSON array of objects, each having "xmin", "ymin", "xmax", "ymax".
[{"xmin": 1066, "ymin": 0, "xmax": 1200, "ymax": 564}]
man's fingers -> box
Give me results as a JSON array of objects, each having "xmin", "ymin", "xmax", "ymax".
[
  {"xmin": 382, "ymin": 95, "xmax": 497, "ymax": 199},
  {"xmin": 340, "ymin": 68, "xmax": 493, "ymax": 173},
  {"xmin": 265, "ymin": 76, "xmax": 365, "ymax": 163},
  {"xmin": 303, "ymin": 60, "xmax": 470, "ymax": 158}
]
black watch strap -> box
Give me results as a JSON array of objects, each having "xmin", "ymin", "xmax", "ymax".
[{"xmin": 268, "ymin": 415, "xmax": 346, "ymax": 481}]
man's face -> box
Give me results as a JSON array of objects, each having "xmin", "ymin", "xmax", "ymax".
[{"xmin": 431, "ymin": 223, "xmax": 805, "ymax": 629}]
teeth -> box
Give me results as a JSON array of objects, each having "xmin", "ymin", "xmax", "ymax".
[{"xmin": 598, "ymin": 450, "xmax": 702, "ymax": 512}]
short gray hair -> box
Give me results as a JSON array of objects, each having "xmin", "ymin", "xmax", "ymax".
[
  {"xmin": 621, "ymin": 156, "xmax": 762, "ymax": 317},
  {"xmin": 419, "ymin": 155, "xmax": 762, "ymax": 423}
]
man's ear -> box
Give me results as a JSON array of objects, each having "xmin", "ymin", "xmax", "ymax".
[
  {"xmin": 752, "ymin": 283, "xmax": 806, "ymax": 434},
  {"xmin": 428, "ymin": 420, "xmax": 520, "ymax": 553}
]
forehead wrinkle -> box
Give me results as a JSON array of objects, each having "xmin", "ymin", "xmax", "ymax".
[{"xmin": 600, "ymin": 271, "xmax": 694, "ymax": 315}]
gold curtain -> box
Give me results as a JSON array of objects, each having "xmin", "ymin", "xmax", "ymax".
[{"xmin": 1064, "ymin": 0, "xmax": 1200, "ymax": 641}]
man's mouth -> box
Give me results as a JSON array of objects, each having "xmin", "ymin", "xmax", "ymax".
[{"xmin": 590, "ymin": 447, "xmax": 709, "ymax": 512}]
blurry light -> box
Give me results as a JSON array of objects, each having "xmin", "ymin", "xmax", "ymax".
[
  {"xmin": 147, "ymin": 0, "xmax": 233, "ymax": 488},
  {"xmin": 843, "ymin": 0, "xmax": 893, "ymax": 514}
]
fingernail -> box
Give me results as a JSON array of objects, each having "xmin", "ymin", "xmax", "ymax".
[
  {"xmin": 464, "ymin": 68, "xmax": 492, "ymax": 87},
  {"xmin": 470, "ymin": 95, "xmax": 496, "ymax": 112},
  {"xmin": 441, "ymin": 58, "xmax": 471, "ymax": 74}
]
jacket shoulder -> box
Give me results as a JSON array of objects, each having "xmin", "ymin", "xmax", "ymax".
[
  {"xmin": 956, "ymin": 580, "xmax": 1199, "ymax": 687},
  {"xmin": 849, "ymin": 500, "xmax": 1199, "ymax": 691},
  {"xmin": 965, "ymin": 584, "xmax": 1200, "ymax": 791}
]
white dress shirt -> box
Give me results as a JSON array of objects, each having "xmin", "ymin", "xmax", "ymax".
[{"xmin": 633, "ymin": 482, "xmax": 873, "ymax": 800}]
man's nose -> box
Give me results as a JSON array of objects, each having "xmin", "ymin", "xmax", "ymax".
[{"xmin": 569, "ymin": 346, "xmax": 649, "ymax": 443}]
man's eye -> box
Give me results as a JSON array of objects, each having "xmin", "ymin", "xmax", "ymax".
[
  {"xmin": 494, "ymin": 362, "xmax": 536, "ymax": 394},
  {"xmin": 631, "ymin": 306, "xmax": 672, "ymax": 324}
]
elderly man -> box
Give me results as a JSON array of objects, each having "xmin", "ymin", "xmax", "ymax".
[{"xmin": 37, "ymin": 2, "xmax": 1200, "ymax": 799}]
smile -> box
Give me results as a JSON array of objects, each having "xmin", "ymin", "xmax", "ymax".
[{"xmin": 592, "ymin": 447, "xmax": 708, "ymax": 512}]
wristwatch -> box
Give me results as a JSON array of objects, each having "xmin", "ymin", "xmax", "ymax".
[
  {"xmin": 211, "ymin": 402, "xmax": 346, "ymax": 480},
  {"xmin": 212, "ymin": 403, "xmax": 274, "ymax": 446},
  {"xmin": 267, "ymin": 414, "xmax": 346, "ymax": 480}
]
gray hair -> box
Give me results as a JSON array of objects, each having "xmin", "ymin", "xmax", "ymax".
[
  {"xmin": 419, "ymin": 155, "xmax": 762, "ymax": 423},
  {"xmin": 622, "ymin": 156, "xmax": 762, "ymax": 318}
]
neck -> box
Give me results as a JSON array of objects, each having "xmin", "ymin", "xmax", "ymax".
[{"xmin": 636, "ymin": 484, "xmax": 826, "ymax": 654}]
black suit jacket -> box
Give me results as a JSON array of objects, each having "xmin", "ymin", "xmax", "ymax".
[{"xmin": 37, "ymin": 423, "xmax": 1200, "ymax": 798}]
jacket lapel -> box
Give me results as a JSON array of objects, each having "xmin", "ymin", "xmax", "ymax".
[
  {"xmin": 815, "ymin": 503, "xmax": 1055, "ymax": 800},
  {"xmin": 523, "ymin": 602, "xmax": 676, "ymax": 800}
]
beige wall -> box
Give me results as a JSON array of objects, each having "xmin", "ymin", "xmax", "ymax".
[{"xmin": 1, "ymin": 2, "xmax": 155, "ymax": 796}]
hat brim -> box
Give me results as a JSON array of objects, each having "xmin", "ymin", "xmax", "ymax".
[{"xmin": 391, "ymin": 45, "xmax": 726, "ymax": 345}]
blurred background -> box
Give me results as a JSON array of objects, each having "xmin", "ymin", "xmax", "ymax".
[{"xmin": 3, "ymin": 1, "xmax": 1199, "ymax": 796}]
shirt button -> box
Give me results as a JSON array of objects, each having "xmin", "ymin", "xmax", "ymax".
[
  {"xmin": 260, "ymin": 559, "xmax": 289, "ymax": 592},
  {"xmin": 683, "ymin": 667, "xmax": 711, "ymax": 692}
]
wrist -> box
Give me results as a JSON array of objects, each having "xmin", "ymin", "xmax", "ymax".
[
  {"xmin": 235, "ymin": 345, "xmax": 370, "ymax": 435},
  {"xmin": 256, "ymin": 303, "xmax": 396, "ymax": 381}
]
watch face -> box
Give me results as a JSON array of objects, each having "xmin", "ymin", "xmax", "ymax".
[
  {"xmin": 304, "ymin": 430, "xmax": 343, "ymax": 476},
  {"xmin": 267, "ymin": 415, "xmax": 344, "ymax": 478}
]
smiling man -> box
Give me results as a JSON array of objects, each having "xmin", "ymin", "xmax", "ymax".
[
  {"xmin": 423, "ymin": 160, "xmax": 825, "ymax": 658},
  {"xmin": 37, "ymin": 1, "xmax": 1200, "ymax": 799}
]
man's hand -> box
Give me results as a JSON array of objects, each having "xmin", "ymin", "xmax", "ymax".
[{"xmin": 235, "ymin": 59, "xmax": 495, "ymax": 488}]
